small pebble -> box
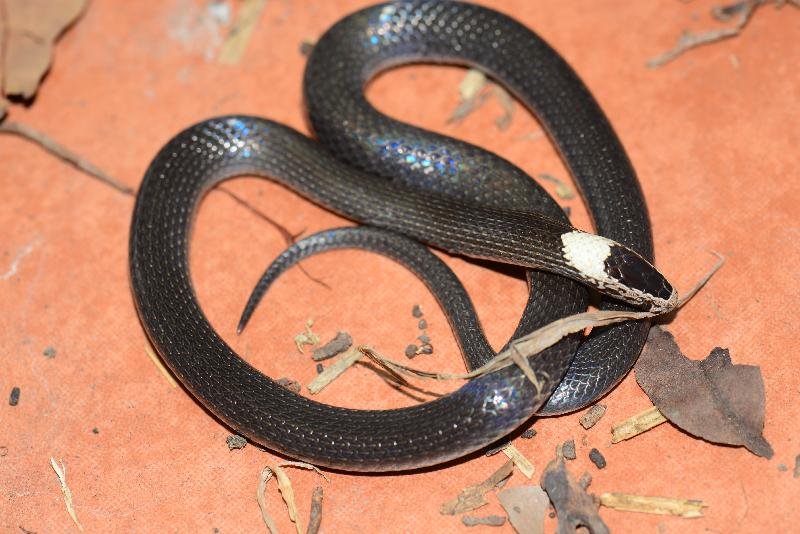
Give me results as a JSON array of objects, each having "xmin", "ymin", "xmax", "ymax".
[
  {"xmin": 418, "ymin": 344, "xmax": 433, "ymax": 355},
  {"xmin": 226, "ymin": 435, "xmax": 247, "ymax": 450},
  {"xmin": 0, "ymin": 446, "xmax": 7, "ymax": 457},
  {"xmin": 521, "ymin": 428, "xmax": 537, "ymax": 439},
  {"xmin": 9, "ymin": 387, "xmax": 20, "ymax": 406},
  {"xmin": 418, "ymin": 319, "xmax": 428, "ymax": 329},
  {"xmin": 588, "ymin": 448, "xmax": 606, "ymax": 469},
  {"xmin": 43, "ymin": 346, "xmax": 57, "ymax": 358},
  {"xmin": 92, "ymin": 427, "xmax": 100, "ymax": 435},
  {"xmin": 405, "ymin": 344, "xmax": 418, "ymax": 358},
  {"xmin": 276, "ymin": 377, "xmax": 302, "ymax": 393},
  {"xmin": 778, "ymin": 463, "xmax": 788, "ymax": 472},
  {"xmin": 562, "ymin": 439, "xmax": 576, "ymax": 460},
  {"xmin": 316, "ymin": 363, "xmax": 324, "ymax": 374},
  {"xmin": 795, "ymin": 455, "xmax": 800, "ymax": 479},
  {"xmin": 412, "ymin": 304, "xmax": 423, "ymax": 318},
  {"xmin": 417, "ymin": 333, "xmax": 430, "ymax": 344},
  {"xmin": 299, "ymin": 39, "xmax": 315, "ymax": 56}
]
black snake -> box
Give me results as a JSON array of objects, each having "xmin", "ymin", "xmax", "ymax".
[{"xmin": 129, "ymin": 1, "xmax": 674, "ymax": 471}]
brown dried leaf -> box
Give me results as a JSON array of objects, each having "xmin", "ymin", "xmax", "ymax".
[
  {"xmin": 497, "ymin": 485, "xmax": 549, "ymax": 534},
  {"xmin": 1, "ymin": 0, "xmax": 87, "ymax": 99},
  {"xmin": 440, "ymin": 460, "xmax": 514, "ymax": 515},
  {"xmin": 540, "ymin": 454, "xmax": 609, "ymax": 534},
  {"xmin": 635, "ymin": 326, "xmax": 773, "ymax": 458}
]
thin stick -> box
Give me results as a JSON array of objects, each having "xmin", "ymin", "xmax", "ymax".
[{"xmin": 0, "ymin": 122, "xmax": 133, "ymax": 194}]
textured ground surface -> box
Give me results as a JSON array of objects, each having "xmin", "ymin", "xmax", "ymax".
[{"xmin": 2, "ymin": 0, "xmax": 799, "ymax": 532}]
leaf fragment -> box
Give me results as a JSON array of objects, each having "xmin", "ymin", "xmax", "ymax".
[
  {"xmin": 2, "ymin": 0, "xmax": 87, "ymax": 98},
  {"xmin": 440, "ymin": 460, "xmax": 514, "ymax": 515},
  {"xmin": 635, "ymin": 327, "xmax": 773, "ymax": 458}
]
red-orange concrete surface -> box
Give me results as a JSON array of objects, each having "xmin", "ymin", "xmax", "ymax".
[{"xmin": 2, "ymin": 1, "xmax": 798, "ymax": 532}]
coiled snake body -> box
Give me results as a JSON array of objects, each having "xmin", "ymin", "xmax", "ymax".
[{"xmin": 129, "ymin": 1, "xmax": 674, "ymax": 471}]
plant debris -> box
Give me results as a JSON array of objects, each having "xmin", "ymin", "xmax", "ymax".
[
  {"xmin": 611, "ymin": 406, "xmax": 667, "ymax": 443},
  {"xmin": 0, "ymin": 122, "xmax": 132, "ymax": 193},
  {"xmin": 307, "ymin": 486, "xmax": 324, "ymax": 534},
  {"xmin": 538, "ymin": 173, "xmax": 576, "ymax": 200},
  {"xmin": 562, "ymin": 440, "xmax": 576, "ymax": 460},
  {"xmin": 307, "ymin": 349, "xmax": 364, "ymax": 394},
  {"xmin": 144, "ymin": 345, "xmax": 179, "ymax": 388},
  {"xmin": 599, "ymin": 492, "xmax": 707, "ymax": 518},
  {"xmin": 311, "ymin": 331, "xmax": 352, "ymax": 361},
  {"xmin": 218, "ymin": 0, "xmax": 268, "ymax": 64},
  {"xmin": 50, "ymin": 458, "xmax": 83, "ymax": 532},
  {"xmin": 580, "ymin": 404, "xmax": 607, "ymax": 429},
  {"xmin": 440, "ymin": 459, "xmax": 514, "ymax": 515},
  {"xmin": 588, "ymin": 449, "xmax": 606, "ymax": 469},
  {"xmin": 497, "ymin": 485, "xmax": 549, "ymax": 534},
  {"xmin": 226, "ymin": 434, "xmax": 247, "ymax": 450},
  {"xmin": 503, "ymin": 445, "xmax": 535, "ymax": 479},
  {"xmin": 635, "ymin": 326, "xmax": 773, "ymax": 458},
  {"xmin": 462, "ymin": 515, "xmax": 506, "ymax": 527},
  {"xmin": 9, "ymin": 387, "xmax": 20, "ymax": 406},
  {"xmin": 447, "ymin": 68, "xmax": 514, "ymax": 130},
  {"xmin": 646, "ymin": 0, "xmax": 798, "ymax": 68},
  {"xmin": 540, "ymin": 453, "xmax": 609, "ymax": 534},
  {"xmin": 294, "ymin": 319, "xmax": 320, "ymax": 353},
  {"xmin": 257, "ymin": 461, "xmax": 329, "ymax": 534}
]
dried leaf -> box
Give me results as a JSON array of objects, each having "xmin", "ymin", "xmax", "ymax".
[
  {"xmin": 635, "ymin": 327, "xmax": 773, "ymax": 458},
  {"xmin": 540, "ymin": 454, "xmax": 609, "ymax": 534},
  {"xmin": 497, "ymin": 485, "xmax": 549, "ymax": 534},
  {"xmin": 441, "ymin": 460, "xmax": 514, "ymax": 515},
  {"xmin": 1, "ymin": 0, "xmax": 87, "ymax": 98},
  {"xmin": 257, "ymin": 462, "xmax": 329, "ymax": 534}
]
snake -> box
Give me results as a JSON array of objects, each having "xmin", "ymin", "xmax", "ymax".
[{"xmin": 129, "ymin": 1, "xmax": 675, "ymax": 471}]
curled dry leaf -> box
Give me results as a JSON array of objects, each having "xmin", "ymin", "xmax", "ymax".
[
  {"xmin": 1, "ymin": 0, "xmax": 87, "ymax": 104},
  {"xmin": 635, "ymin": 326, "xmax": 773, "ymax": 458},
  {"xmin": 540, "ymin": 454, "xmax": 609, "ymax": 534}
]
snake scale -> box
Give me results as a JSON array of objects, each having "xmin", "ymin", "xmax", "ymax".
[{"xmin": 129, "ymin": 1, "xmax": 674, "ymax": 471}]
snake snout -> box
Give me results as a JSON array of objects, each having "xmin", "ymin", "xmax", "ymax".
[{"xmin": 560, "ymin": 230, "xmax": 677, "ymax": 313}]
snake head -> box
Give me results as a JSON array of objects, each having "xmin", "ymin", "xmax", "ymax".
[{"xmin": 560, "ymin": 230, "xmax": 678, "ymax": 313}]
